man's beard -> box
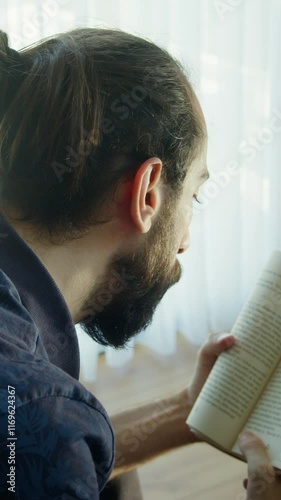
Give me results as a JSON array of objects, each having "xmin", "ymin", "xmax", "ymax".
[{"xmin": 79, "ymin": 204, "xmax": 182, "ymax": 348}]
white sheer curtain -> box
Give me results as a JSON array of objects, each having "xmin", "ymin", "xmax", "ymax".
[{"xmin": 2, "ymin": 0, "xmax": 281, "ymax": 379}]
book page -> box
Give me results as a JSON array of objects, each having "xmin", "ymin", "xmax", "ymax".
[
  {"xmin": 232, "ymin": 362, "xmax": 281, "ymax": 469},
  {"xmin": 187, "ymin": 251, "xmax": 281, "ymax": 450}
]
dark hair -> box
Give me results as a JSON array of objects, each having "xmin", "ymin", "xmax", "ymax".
[{"xmin": 0, "ymin": 27, "xmax": 205, "ymax": 242}]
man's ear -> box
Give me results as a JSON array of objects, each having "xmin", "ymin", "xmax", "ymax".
[{"xmin": 130, "ymin": 158, "xmax": 163, "ymax": 233}]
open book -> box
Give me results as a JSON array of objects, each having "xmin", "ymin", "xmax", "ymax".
[{"xmin": 186, "ymin": 251, "xmax": 281, "ymax": 469}]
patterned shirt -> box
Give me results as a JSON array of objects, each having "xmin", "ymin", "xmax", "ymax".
[{"xmin": 0, "ymin": 213, "xmax": 114, "ymax": 499}]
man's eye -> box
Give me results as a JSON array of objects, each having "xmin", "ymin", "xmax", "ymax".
[{"xmin": 193, "ymin": 195, "xmax": 201, "ymax": 204}]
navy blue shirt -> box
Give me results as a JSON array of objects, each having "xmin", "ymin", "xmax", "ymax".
[{"xmin": 0, "ymin": 214, "xmax": 114, "ymax": 499}]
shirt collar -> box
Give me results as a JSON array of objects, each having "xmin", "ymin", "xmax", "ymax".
[{"xmin": 0, "ymin": 213, "xmax": 80, "ymax": 379}]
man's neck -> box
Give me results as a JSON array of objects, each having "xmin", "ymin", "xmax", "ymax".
[{"xmin": 1, "ymin": 213, "xmax": 115, "ymax": 324}]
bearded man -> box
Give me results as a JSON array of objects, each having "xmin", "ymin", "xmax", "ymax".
[{"xmin": 0, "ymin": 27, "xmax": 273, "ymax": 500}]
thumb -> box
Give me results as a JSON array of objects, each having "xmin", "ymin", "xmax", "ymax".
[
  {"xmin": 239, "ymin": 432, "xmax": 274, "ymax": 477},
  {"xmin": 197, "ymin": 332, "xmax": 235, "ymax": 369}
]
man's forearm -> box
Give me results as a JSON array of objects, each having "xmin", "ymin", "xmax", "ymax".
[{"xmin": 110, "ymin": 388, "xmax": 197, "ymax": 479}]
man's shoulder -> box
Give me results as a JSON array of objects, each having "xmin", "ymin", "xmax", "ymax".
[
  {"xmin": 0, "ymin": 268, "xmax": 22, "ymax": 311},
  {"xmin": 0, "ymin": 269, "xmax": 114, "ymax": 497},
  {"xmin": 0, "ymin": 268, "xmax": 40, "ymax": 355},
  {"xmin": 0, "ymin": 353, "xmax": 114, "ymax": 497},
  {"xmin": 0, "ymin": 386, "xmax": 114, "ymax": 497}
]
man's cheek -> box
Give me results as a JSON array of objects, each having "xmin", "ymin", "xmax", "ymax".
[
  {"xmin": 183, "ymin": 208, "xmax": 193, "ymax": 228},
  {"xmin": 183, "ymin": 198, "xmax": 193, "ymax": 217}
]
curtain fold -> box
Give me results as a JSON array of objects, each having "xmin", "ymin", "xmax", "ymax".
[{"xmin": 2, "ymin": 0, "xmax": 281, "ymax": 380}]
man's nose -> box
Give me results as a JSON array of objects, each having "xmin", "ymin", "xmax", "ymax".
[{"xmin": 177, "ymin": 235, "xmax": 190, "ymax": 254}]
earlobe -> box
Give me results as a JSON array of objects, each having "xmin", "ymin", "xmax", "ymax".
[{"xmin": 130, "ymin": 158, "xmax": 162, "ymax": 234}]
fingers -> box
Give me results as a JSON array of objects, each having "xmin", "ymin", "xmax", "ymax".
[
  {"xmin": 197, "ymin": 332, "xmax": 235, "ymax": 367},
  {"xmin": 239, "ymin": 432, "xmax": 274, "ymax": 477},
  {"xmin": 187, "ymin": 332, "xmax": 236, "ymax": 405},
  {"xmin": 213, "ymin": 332, "xmax": 236, "ymax": 350}
]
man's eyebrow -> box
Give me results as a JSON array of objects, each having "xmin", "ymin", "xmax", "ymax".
[{"xmin": 200, "ymin": 170, "xmax": 210, "ymax": 181}]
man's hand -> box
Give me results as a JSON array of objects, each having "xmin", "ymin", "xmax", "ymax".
[
  {"xmin": 110, "ymin": 331, "xmax": 236, "ymax": 477},
  {"xmin": 239, "ymin": 431, "xmax": 281, "ymax": 499},
  {"xmin": 187, "ymin": 332, "xmax": 235, "ymax": 407}
]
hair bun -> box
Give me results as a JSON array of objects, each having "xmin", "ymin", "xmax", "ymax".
[
  {"xmin": 0, "ymin": 30, "xmax": 22, "ymax": 66},
  {"xmin": 0, "ymin": 30, "xmax": 26, "ymax": 114},
  {"xmin": 0, "ymin": 30, "xmax": 9, "ymax": 56}
]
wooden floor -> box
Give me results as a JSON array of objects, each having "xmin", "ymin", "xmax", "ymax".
[{"xmin": 82, "ymin": 335, "xmax": 247, "ymax": 500}]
